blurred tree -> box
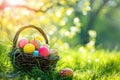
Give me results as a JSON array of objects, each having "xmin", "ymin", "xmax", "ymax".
[
  {"xmin": 0, "ymin": 0, "xmax": 120, "ymax": 49},
  {"xmin": 94, "ymin": 0, "xmax": 120, "ymax": 49},
  {"xmin": 77, "ymin": 0, "xmax": 120, "ymax": 46},
  {"xmin": 77, "ymin": 0, "xmax": 109, "ymax": 44},
  {"xmin": 0, "ymin": 0, "xmax": 82, "ymax": 49}
]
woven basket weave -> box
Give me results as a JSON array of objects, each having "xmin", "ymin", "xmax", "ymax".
[{"xmin": 9, "ymin": 25, "xmax": 59, "ymax": 71}]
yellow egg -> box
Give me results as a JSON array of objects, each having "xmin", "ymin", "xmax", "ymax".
[
  {"xmin": 35, "ymin": 36, "xmax": 44, "ymax": 42},
  {"xmin": 23, "ymin": 43, "xmax": 35, "ymax": 54}
]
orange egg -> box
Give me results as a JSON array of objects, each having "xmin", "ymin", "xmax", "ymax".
[{"xmin": 30, "ymin": 40, "xmax": 39, "ymax": 49}]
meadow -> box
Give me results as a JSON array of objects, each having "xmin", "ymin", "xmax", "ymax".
[{"xmin": 0, "ymin": 42, "xmax": 120, "ymax": 80}]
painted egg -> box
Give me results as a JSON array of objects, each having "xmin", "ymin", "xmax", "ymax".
[
  {"xmin": 49, "ymin": 53, "xmax": 54, "ymax": 58},
  {"xmin": 60, "ymin": 68, "xmax": 74, "ymax": 77},
  {"xmin": 35, "ymin": 36, "xmax": 44, "ymax": 42},
  {"xmin": 53, "ymin": 49, "xmax": 58, "ymax": 56},
  {"xmin": 42, "ymin": 44, "xmax": 49, "ymax": 48},
  {"xmin": 30, "ymin": 40, "xmax": 40, "ymax": 49},
  {"xmin": 23, "ymin": 43, "xmax": 35, "ymax": 54},
  {"xmin": 18, "ymin": 38, "xmax": 28, "ymax": 48},
  {"xmin": 49, "ymin": 49, "xmax": 54, "ymax": 58},
  {"xmin": 50, "ymin": 49, "xmax": 58, "ymax": 57},
  {"xmin": 33, "ymin": 50, "xmax": 39, "ymax": 57},
  {"xmin": 38, "ymin": 46, "xmax": 50, "ymax": 58}
]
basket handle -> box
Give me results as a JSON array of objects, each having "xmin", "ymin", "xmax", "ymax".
[{"xmin": 13, "ymin": 25, "xmax": 48, "ymax": 48}]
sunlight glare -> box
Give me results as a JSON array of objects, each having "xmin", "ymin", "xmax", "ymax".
[{"xmin": 7, "ymin": 0, "xmax": 25, "ymax": 5}]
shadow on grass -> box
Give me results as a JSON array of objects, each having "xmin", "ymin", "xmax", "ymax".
[{"xmin": 4, "ymin": 67, "xmax": 73, "ymax": 80}]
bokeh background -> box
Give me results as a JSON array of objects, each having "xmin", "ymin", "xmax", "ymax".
[{"xmin": 0, "ymin": 0, "xmax": 120, "ymax": 51}]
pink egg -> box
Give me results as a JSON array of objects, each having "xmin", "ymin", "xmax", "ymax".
[
  {"xmin": 38, "ymin": 46, "xmax": 50, "ymax": 58},
  {"xmin": 60, "ymin": 68, "xmax": 74, "ymax": 77},
  {"xmin": 18, "ymin": 38, "xmax": 28, "ymax": 48}
]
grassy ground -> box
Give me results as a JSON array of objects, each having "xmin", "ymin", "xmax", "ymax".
[{"xmin": 0, "ymin": 42, "xmax": 120, "ymax": 80}]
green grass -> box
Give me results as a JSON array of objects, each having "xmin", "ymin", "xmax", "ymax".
[{"xmin": 0, "ymin": 42, "xmax": 120, "ymax": 80}]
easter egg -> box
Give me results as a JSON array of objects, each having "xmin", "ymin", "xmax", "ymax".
[
  {"xmin": 35, "ymin": 36, "xmax": 44, "ymax": 42},
  {"xmin": 49, "ymin": 53, "xmax": 54, "ymax": 58},
  {"xmin": 30, "ymin": 40, "xmax": 40, "ymax": 49},
  {"xmin": 53, "ymin": 49, "xmax": 58, "ymax": 56},
  {"xmin": 50, "ymin": 49, "xmax": 58, "ymax": 57},
  {"xmin": 33, "ymin": 50, "xmax": 39, "ymax": 57},
  {"xmin": 60, "ymin": 68, "xmax": 74, "ymax": 77},
  {"xmin": 49, "ymin": 50, "xmax": 55, "ymax": 58},
  {"xmin": 42, "ymin": 44, "xmax": 49, "ymax": 48},
  {"xmin": 23, "ymin": 43, "xmax": 35, "ymax": 54},
  {"xmin": 38, "ymin": 46, "xmax": 50, "ymax": 58},
  {"xmin": 18, "ymin": 38, "xmax": 28, "ymax": 48}
]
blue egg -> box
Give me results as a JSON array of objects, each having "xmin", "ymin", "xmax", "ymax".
[{"xmin": 33, "ymin": 50, "xmax": 39, "ymax": 57}]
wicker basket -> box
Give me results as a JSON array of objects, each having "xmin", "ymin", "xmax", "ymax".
[{"xmin": 9, "ymin": 25, "xmax": 59, "ymax": 72}]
